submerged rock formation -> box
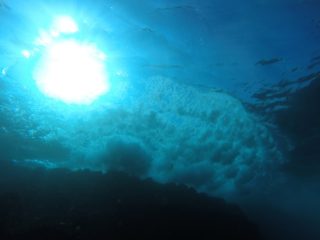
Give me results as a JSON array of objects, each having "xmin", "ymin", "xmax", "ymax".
[{"xmin": 0, "ymin": 163, "xmax": 262, "ymax": 240}]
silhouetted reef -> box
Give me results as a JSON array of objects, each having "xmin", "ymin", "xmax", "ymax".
[{"xmin": 0, "ymin": 162, "xmax": 261, "ymax": 239}]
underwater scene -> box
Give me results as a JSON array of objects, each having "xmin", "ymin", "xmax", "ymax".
[{"xmin": 1, "ymin": 0, "xmax": 320, "ymax": 239}]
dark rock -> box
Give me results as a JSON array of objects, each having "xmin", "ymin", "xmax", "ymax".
[{"xmin": 0, "ymin": 162, "xmax": 262, "ymax": 240}]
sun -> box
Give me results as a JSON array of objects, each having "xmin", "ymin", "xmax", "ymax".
[{"xmin": 32, "ymin": 16, "xmax": 109, "ymax": 105}]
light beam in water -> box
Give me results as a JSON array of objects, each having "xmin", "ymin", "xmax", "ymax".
[{"xmin": 33, "ymin": 16, "xmax": 109, "ymax": 105}]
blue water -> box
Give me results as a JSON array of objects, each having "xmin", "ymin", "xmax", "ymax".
[{"xmin": 1, "ymin": 1, "xmax": 320, "ymax": 239}]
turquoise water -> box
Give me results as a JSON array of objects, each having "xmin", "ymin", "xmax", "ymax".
[{"xmin": 1, "ymin": 1, "xmax": 320, "ymax": 239}]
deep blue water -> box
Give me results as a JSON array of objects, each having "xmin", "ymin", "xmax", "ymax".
[{"xmin": 1, "ymin": 1, "xmax": 320, "ymax": 239}]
